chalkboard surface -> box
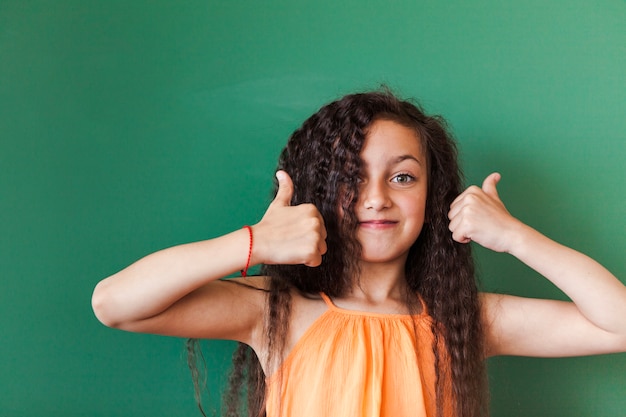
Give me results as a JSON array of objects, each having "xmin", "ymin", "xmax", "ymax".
[{"xmin": 1, "ymin": 1, "xmax": 624, "ymax": 416}]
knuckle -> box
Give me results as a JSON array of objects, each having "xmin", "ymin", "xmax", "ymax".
[
  {"xmin": 462, "ymin": 205, "xmax": 476, "ymax": 216},
  {"xmin": 309, "ymin": 216, "xmax": 321, "ymax": 228},
  {"xmin": 464, "ymin": 193, "xmax": 480, "ymax": 204},
  {"xmin": 303, "ymin": 242, "xmax": 318, "ymax": 256},
  {"xmin": 319, "ymin": 241, "xmax": 328, "ymax": 254}
]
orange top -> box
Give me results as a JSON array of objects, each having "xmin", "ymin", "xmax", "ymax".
[{"xmin": 266, "ymin": 293, "xmax": 453, "ymax": 417}]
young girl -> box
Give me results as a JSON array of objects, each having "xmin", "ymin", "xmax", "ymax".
[{"xmin": 92, "ymin": 90, "xmax": 626, "ymax": 417}]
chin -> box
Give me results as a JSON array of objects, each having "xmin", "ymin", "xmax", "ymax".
[{"xmin": 360, "ymin": 252, "xmax": 406, "ymax": 265}]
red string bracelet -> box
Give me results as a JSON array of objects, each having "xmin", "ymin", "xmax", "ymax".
[{"xmin": 241, "ymin": 225, "xmax": 253, "ymax": 277}]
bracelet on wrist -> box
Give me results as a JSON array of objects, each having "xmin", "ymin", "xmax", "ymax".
[{"xmin": 241, "ymin": 225, "xmax": 253, "ymax": 277}]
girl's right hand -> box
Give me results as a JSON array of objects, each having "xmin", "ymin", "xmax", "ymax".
[{"xmin": 251, "ymin": 170, "xmax": 328, "ymax": 267}]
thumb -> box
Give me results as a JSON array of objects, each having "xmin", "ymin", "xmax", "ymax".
[
  {"xmin": 272, "ymin": 170, "xmax": 294, "ymax": 207},
  {"xmin": 481, "ymin": 172, "xmax": 501, "ymax": 199}
]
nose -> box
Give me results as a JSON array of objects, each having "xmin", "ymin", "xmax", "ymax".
[{"xmin": 362, "ymin": 179, "xmax": 391, "ymax": 211}]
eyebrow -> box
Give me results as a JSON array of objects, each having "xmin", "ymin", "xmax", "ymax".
[
  {"xmin": 360, "ymin": 154, "xmax": 425, "ymax": 170},
  {"xmin": 393, "ymin": 154, "xmax": 423, "ymax": 166}
]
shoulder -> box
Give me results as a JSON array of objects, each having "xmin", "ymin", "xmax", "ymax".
[{"xmin": 223, "ymin": 277, "xmax": 329, "ymax": 346}]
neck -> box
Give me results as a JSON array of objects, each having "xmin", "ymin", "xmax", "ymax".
[{"xmin": 346, "ymin": 259, "xmax": 409, "ymax": 303}]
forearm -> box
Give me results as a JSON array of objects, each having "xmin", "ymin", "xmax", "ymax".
[
  {"xmin": 508, "ymin": 223, "xmax": 626, "ymax": 334},
  {"xmin": 92, "ymin": 228, "xmax": 251, "ymax": 328}
]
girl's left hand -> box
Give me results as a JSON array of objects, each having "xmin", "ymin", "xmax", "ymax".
[{"xmin": 448, "ymin": 173, "xmax": 524, "ymax": 253}]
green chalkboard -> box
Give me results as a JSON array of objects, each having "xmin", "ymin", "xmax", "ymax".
[{"xmin": 1, "ymin": 1, "xmax": 624, "ymax": 416}]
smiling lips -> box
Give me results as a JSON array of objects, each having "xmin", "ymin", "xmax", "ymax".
[{"xmin": 359, "ymin": 220, "xmax": 398, "ymax": 230}]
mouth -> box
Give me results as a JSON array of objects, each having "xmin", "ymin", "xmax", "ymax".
[{"xmin": 358, "ymin": 220, "xmax": 398, "ymax": 229}]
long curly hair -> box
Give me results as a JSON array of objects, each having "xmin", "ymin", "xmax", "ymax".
[{"xmin": 189, "ymin": 89, "xmax": 488, "ymax": 417}]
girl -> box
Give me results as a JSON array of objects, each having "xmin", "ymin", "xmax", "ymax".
[{"xmin": 92, "ymin": 90, "xmax": 626, "ymax": 417}]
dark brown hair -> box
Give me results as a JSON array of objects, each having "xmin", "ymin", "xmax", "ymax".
[{"xmin": 190, "ymin": 89, "xmax": 487, "ymax": 417}]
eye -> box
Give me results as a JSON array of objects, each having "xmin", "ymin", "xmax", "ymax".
[{"xmin": 391, "ymin": 173, "xmax": 415, "ymax": 184}]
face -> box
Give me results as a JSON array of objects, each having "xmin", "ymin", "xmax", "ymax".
[{"xmin": 355, "ymin": 119, "xmax": 428, "ymax": 266}]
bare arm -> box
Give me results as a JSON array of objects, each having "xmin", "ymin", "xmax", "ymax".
[
  {"xmin": 481, "ymin": 292, "xmax": 626, "ymax": 358},
  {"xmin": 91, "ymin": 229, "xmax": 261, "ymax": 340},
  {"xmin": 449, "ymin": 173, "xmax": 626, "ymax": 357},
  {"xmin": 91, "ymin": 171, "xmax": 327, "ymax": 345}
]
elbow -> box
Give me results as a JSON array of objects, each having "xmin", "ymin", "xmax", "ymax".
[{"xmin": 91, "ymin": 281, "xmax": 123, "ymax": 329}]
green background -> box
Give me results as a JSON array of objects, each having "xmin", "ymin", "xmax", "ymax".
[{"xmin": 1, "ymin": 1, "xmax": 624, "ymax": 416}]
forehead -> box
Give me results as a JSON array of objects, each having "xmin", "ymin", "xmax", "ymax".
[{"xmin": 361, "ymin": 119, "xmax": 425, "ymax": 163}]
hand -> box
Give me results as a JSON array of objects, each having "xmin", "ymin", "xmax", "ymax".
[
  {"xmin": 252, "ymin": 170, "xmax": 328, "ymax": 267},
  {"xmin": 448, "ymin": 173, "xmax": 523, "ymax": 253}
]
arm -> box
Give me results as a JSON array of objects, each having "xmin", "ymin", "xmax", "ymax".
[
  {"xmin": 448, "ymin": 173, "xmax": 626, "ymax": 357},
  {"xmin": 91, "ymin": 171, "xmax": 327, "ymax": 345},
  {"xmin": 91, "ymin": 229, "xmax": 263, "ymax": 341}
]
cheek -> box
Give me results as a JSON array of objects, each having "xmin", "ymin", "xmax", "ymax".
[{"xmin": 404, "ymin": 196, "xmax": 428, "ymax": 226}]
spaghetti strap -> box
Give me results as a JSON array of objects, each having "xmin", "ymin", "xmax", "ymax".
[{"xmin": 319, "ymin": 292, "xmax": 335, "ymax": 309}]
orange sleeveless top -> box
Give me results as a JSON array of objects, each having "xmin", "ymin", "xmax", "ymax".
[{"xmin": 266, "ymin": 293, "xmax": 453, "ymax": 417}]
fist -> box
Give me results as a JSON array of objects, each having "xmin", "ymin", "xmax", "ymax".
[
  {"xmin": 448, "ymin": 173, "xmax": 522, "ymax": 253},
  {"xmin": 252, "ymin": 171, "xmax": 328, "ymax": 267}
]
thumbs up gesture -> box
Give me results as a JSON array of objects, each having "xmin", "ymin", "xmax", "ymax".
[
  {"xmin": 251, "ymin": 171, "xmax": 328, "ymax": 267},
  {"xmin": 448, "ymin": 173, "xmax": 523, "ymax": 253}
]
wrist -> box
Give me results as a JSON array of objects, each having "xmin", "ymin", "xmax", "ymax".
[
  {"xmin": 248, "ymin": 224, "xmax": 267, "ymax": 266},
  {"xmin": 505, "ymin": 221, "xmax": 539, "ymax": 257}
]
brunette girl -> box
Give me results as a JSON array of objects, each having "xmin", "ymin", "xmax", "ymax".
[{"xmin": 92, "ymin": 90, "xmax": 626, "ymax": 417}]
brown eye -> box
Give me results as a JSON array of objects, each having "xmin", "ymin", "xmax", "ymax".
[{"xmin": 391, "ymin": 173, "xmax": 415, "ymax": 184}]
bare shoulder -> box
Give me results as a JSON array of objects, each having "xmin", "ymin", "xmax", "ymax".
[
  {"xmin": 261, "ymin": 288, "xmax": 328, "ymax": 375},
  {"xmin": 288, "ymin": 290, "xmax": 329, "ymax": 337}
]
